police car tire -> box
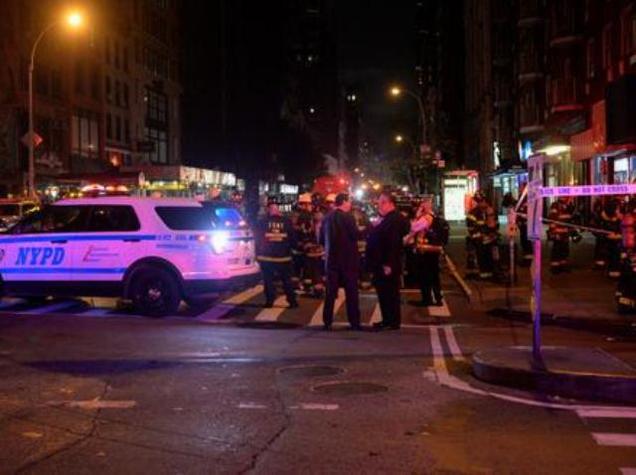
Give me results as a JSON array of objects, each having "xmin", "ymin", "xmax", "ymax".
[{"xmin": 129, "ymin": 266, "xmax": 181, "ymax": 317}]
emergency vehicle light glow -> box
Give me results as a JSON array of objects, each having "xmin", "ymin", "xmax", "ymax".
[{"xmin": 211, "ymin": 231, "xmax": 230, "ymax": 254}]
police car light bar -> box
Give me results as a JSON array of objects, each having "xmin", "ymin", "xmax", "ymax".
[{"xmin": 539, "ymin": 183, "xmax": 636, "ymax": 198}]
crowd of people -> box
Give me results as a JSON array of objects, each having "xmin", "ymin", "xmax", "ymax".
[{"xmin": 253, "ymin": 191, "xmax": 450, "ymax": 331}]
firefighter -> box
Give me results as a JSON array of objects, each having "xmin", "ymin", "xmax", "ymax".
[
  {"xmin": 617, "ymin": 209, "xmax": 636, "ymax": 312},
  {"xmin": 410, "ymin": 198, "xmax": 445, "ymax": 306},
  {"xmin": 479, "ymin": 197, "xmax": 500, "ymax": 280},
  {"xmin": 547, "ymin": 196, "xmax": 575, "ymax": 273},
  {"xmin": 292, "ymin": 193, "xmax": 314, "ymax": 288},
  {"xmin": 255, "ymin": 198, "xmax": 299, "ymax": 308},
  {"xmin": 602, "ymin": 198, "xmax": 624, "ymax": 278},
  {"xmin": 298, "ymin": 193, "xmax": 325, "ymax": 298},
  {"xmin": 352, "ymin": 202, "xmax": 371, "ymax": 289},
  {"xmin": 591, "ymin": 198, "xmax": 607, "ymax": 269},
  {"xmin": 516, "ymin": 183, "xmax": 533, "ymax": 267},
  {"xmin": 465, "ymin": 192, "xmax": 486, "ymax": 279}
]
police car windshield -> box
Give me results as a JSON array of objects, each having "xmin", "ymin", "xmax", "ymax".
[{"xmin": 0, "ymin": 205, "xmax": 20, "ymax": 216}]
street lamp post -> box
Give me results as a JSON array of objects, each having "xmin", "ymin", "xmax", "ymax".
[
  {"xmin": 27, "ymin": 12, "xmax": 83, "ymax": 199},
  {"xmin": 390, "ymin": 86, "xmax": 427, "ymax": 149}
]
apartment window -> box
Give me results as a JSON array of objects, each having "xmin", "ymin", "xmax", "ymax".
[
  {"xmin": 51, "ymin": 69, "xmax": 62, "ymax": 99},
  {"xmin": 123, "ymin": 46, "xmax": 129, "ymax": 72},
  {"xmin": 106, "ymin": 113, "xmax": 112, "ymax": 139},
  {"xmin": 115, "ymin": 80, "xmax": 121, "ymax": 107},
  {"xmin": 145, "ymin": 127, "xmax": 168, "ymax": 164},
  {"xmin": 587, "ymin": 39, "xmax": 596, "ymax": 79},
  {"xmin": 123, "ymin": 83, "xmax": 129, "ymax": 108},
  {"xmin": 90, "ymin": 65, "xmax": 99, "ymax": 100},
  {"xmin": 114, "ymin": 39, "xmax": 120, "ymax": 69},
  {"xmin": 124, "ymin": 119, "xmax": 130, "ymax": 144},
  {"xmin": 603, "ymin": 24, "xmax": 613, "ymax": 70},
  {"xmin": 71, "ymin": 109, "xmax": 99, "ymax": 159},
  {"xmin": 105, "ymin": 36, "xmax": 111, "ymax": 63},
  {"xmin": 105, "ymin": 76, "xmax": 112, "ymax": 103},
  {"xmin": 115, "ymin": 116, "xmax": 122, "ymax": 141},
  {"xmin": 74, "ymin": 60, "xmax": 85, "ymax": 95},
  {"xmin": 146, "ymin": 88, "xmax": 168, "ymax": 125}
]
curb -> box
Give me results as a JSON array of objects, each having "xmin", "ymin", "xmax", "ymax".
[{"xmin": 472, "ymin": 346, "xmax": 636, "ymax": 404}]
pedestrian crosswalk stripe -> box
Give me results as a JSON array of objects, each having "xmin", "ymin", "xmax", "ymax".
[
  {"xmin": 443, "ymin": 326, "xmax": 464, "ymax": 361},
  {"xmin": 309, "ymin": 289, "xmax": 344, "ymax": 326},
  {"xmin": 197, "ymin": 285, "xmax": 263, "ymax": 322},
  {"xmin": 577, "ymin": 408, "xmax": 636, "ymax": 419},
  {"xmin": 254, "ymin": 295, "xmax": 289, "ymax": 321},
  {"xmin": 22, "ymin": 300, "xmax": 80, "ymax": 315},
  {"xmin": 592, "ymin": 433, "xmax": 636, "ymax": 447},
  {"xmin": 428, "ymin": 300, "xmax": 451, "ymax": 318}
]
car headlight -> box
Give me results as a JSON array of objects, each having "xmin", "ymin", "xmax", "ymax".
[{"xmin": 211, "ymin": 231, "xmax": 230, "ymax": 254}]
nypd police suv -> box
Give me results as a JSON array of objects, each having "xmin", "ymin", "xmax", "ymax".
[{"xmin": 0, "ymin": 197, "xmax": 260, "ymax": 316}]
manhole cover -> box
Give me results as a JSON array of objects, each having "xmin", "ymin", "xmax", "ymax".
[
  {"xmin": 278, "ymin": 365, "xmax": 344, "ymax": 377},
  {"xmin": 237, "ymin": 321, "xmax": 300, "ymax": 330},
  {"xmin": 312, "ymin": 382, "xmax": 388, "ymax": 396}
]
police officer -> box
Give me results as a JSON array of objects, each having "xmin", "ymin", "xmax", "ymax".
[
  {"xmin": 602, "ymin": 198, "xmax": 624, "ymax": 278},
  {"xmin": 255, "ymin": 198, "xmax": 298, "ymax": 308},
  {"xmin": 352, "ymin": 202, "xmax": 371, "ymax": 289},
  {"xmin": 548, "ymin": 196, "xmax": 575, "ymax": 273},
  {"xmin": 410, "ymin": 198, "xmax": 444, "ymax": 306}
]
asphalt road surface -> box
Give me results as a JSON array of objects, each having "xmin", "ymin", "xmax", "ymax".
[{"xmin": 1, "ymin": 273, "xmax": 636, "ymax": 474}]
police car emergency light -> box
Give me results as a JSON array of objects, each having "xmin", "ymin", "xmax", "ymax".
[{"xmin": 0, "ymin": 197, "xmax": 260, "ymax": 316}]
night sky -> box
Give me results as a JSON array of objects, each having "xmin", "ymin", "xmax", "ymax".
[{"xmin": 181, "ymin": 0, "xmax": 420, "ymax": 170}]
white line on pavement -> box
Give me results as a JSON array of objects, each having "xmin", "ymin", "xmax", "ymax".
[
  {"xmin": 22, "ymin": 300, "xmax": 80, "ymax": 315},
  {"xmin": 198, "ymin": 285, "xmax": 263, "ymax": 322},
  {"xmin": 592, "ymin": 433, "xmax": 636, "ymax": 447},
  {"xmin": 49, "ymin": 399, "xmax": 137, "ymax": 409},
  {"xmin": 428, "ymin": 327, "xmax": 448, "ymax": 373},
  {"xmin": 444, "ymin": 253, "xmax": 473, "ymax": 301},
  {"xmin": 442, "ymin": 326, "xmax": 465, "ymax": 361},
  {"xmin": 428, "ymin": 300, "xmax": 451, "ymax": 318},
  {"xmin": 254, "ymin": 295, "xmax": 289, "ymax": 321},
  {"xmin": 238, "ymin": 402, "xmax": 268, "ymax": 409},
  {"xmin": 290, "ymin": 403, "xmax": 339, "ymax": 411},
  {"xmin": 577, "ymin": 408, "xmax": 636, "ymax": 419},
  {"xmin": 621, "ymin": 468, "xmax": 636, "ymax": 475},
  {"xmin": 309, "ymin": 289, "xmax": 344, "ymax": 326}
]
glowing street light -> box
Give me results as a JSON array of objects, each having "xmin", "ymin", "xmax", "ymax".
[
  {"xmin": 28, "ymin": 10, "xmax": 85, "ymax": 199},
  {"xmin": 388, "ymin": 84, "xmax": 427, "ymax": 153},
  {"xmin": 390, "ymin": 86, "xmax": 402, "ymax": 97},
  {"xmin": 395, "ymin": 134, "xmax": 404, "ymax": 143}
]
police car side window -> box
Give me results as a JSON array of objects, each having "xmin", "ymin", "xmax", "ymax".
[
  {"xmin": 12, "ymin": 206, "xmax": 89, "ymax": 234},
  {"xmin": 87, "ymin": 206, "xmax": 140, "ymax": 232}
]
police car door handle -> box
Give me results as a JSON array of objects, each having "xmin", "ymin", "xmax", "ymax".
[
  {"xmin": 123, "ymin": 238, "xmax": 141, "ymax": 242},
  {"xmin": 50, "ymin": 239, "xmax": 67, "ymax": 244}
]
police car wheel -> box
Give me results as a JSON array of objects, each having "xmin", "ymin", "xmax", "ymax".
[{"xmin": 130, "ymin": 267, "xmax": 181, "ymax": 317}]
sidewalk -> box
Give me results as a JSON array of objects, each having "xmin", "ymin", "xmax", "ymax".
[{"xmin": 445, "ymin": 224, "xmax": 636, "ymax": 335}]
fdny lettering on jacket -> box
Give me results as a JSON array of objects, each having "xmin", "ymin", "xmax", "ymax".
[{"xmin": 15, "ymin": 247, "xmax": 65, "ymax": 266}]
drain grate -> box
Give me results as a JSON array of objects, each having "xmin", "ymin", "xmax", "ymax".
[
  {"xmin": 278, "ymin": 365, "xmax": 344, "ymax": 377},
  {"xmin": 312, "ymin": 381, "xmax": 388, "ymax": 396}
]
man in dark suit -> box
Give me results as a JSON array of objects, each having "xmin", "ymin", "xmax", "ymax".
[
  {"xmin": 319, "ymin": 193, "xmax": 361, "ymax": 330},
  {"xmin": 366, "ymin": 192, "xmax": 410, "ymax": 330}
]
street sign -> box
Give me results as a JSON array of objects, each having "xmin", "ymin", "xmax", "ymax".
[
  {"xmin": 21, "ymin": 132, "xmax": 43, "ymax": 148},
  {"xmin": 527, "ymin": 154, "xmax": 544, "ymax": 241}
]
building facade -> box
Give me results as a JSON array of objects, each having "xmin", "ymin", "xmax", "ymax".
[{"xmin": 0, "ymin": 0, "xmax": 182, "ymax": 197}]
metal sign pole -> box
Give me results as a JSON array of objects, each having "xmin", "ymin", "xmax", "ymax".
[{"xmin": 527, "ymin": 154, "xmax": 545, "ymax": 368}]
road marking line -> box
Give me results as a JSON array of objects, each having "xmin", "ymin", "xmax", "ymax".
[
  {"xmin": 592, "ymin": 433, "xmax": 636, "ymax": 447},
  {"xmin": 291, "ymin": 403, "xmax": 339, "ymax": 411},
  {"xmin": 370, "ymin": 303, "xmax": 381, "ymax": 324},
  {"xmin": 309, "ymin": 289, "xmax": 344, "ymax": 326},
  {"xmin": 428, "ymin": 300, "xmax": 451, "ymax": 318},
  {"xmin": 429, "ymin": 327, "xmax": 448, "ymax": 373},
  {"xmin": 621, "ymin": 468, "xmax": 636, "ymax": 475},
  {"xmin": 577, "ymin": 408, "xmax": 636, "ymax": 419},
  {"xmin": 443, "ymin": 326, "xmax": 464, "ymax": 361},
  {"xmin": 50, "ymin": 399, "xmax": 137, "ymax": 409},
  {"xmin": 22, "ymin": 300, "xmax": 79, "ymax": 315},
  {"xmin": 444, "ymin": 253, "xmax": 472, "ymax": 301},
  {"xmin": 238, "ymin": 402, "xmax": 268, "ymax": 409},
  {"xmin": 198, "ymin": 285, "xmax": 263, "ymax": 321},
  {"xmin": 254, "ymin": 295, "xmax": 288, "ymax": 321}
]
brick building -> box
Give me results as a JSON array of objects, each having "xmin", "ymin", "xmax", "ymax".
[{"xmin": 0, "ymin": 0, "xmax": 182, "ymax": 196}]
